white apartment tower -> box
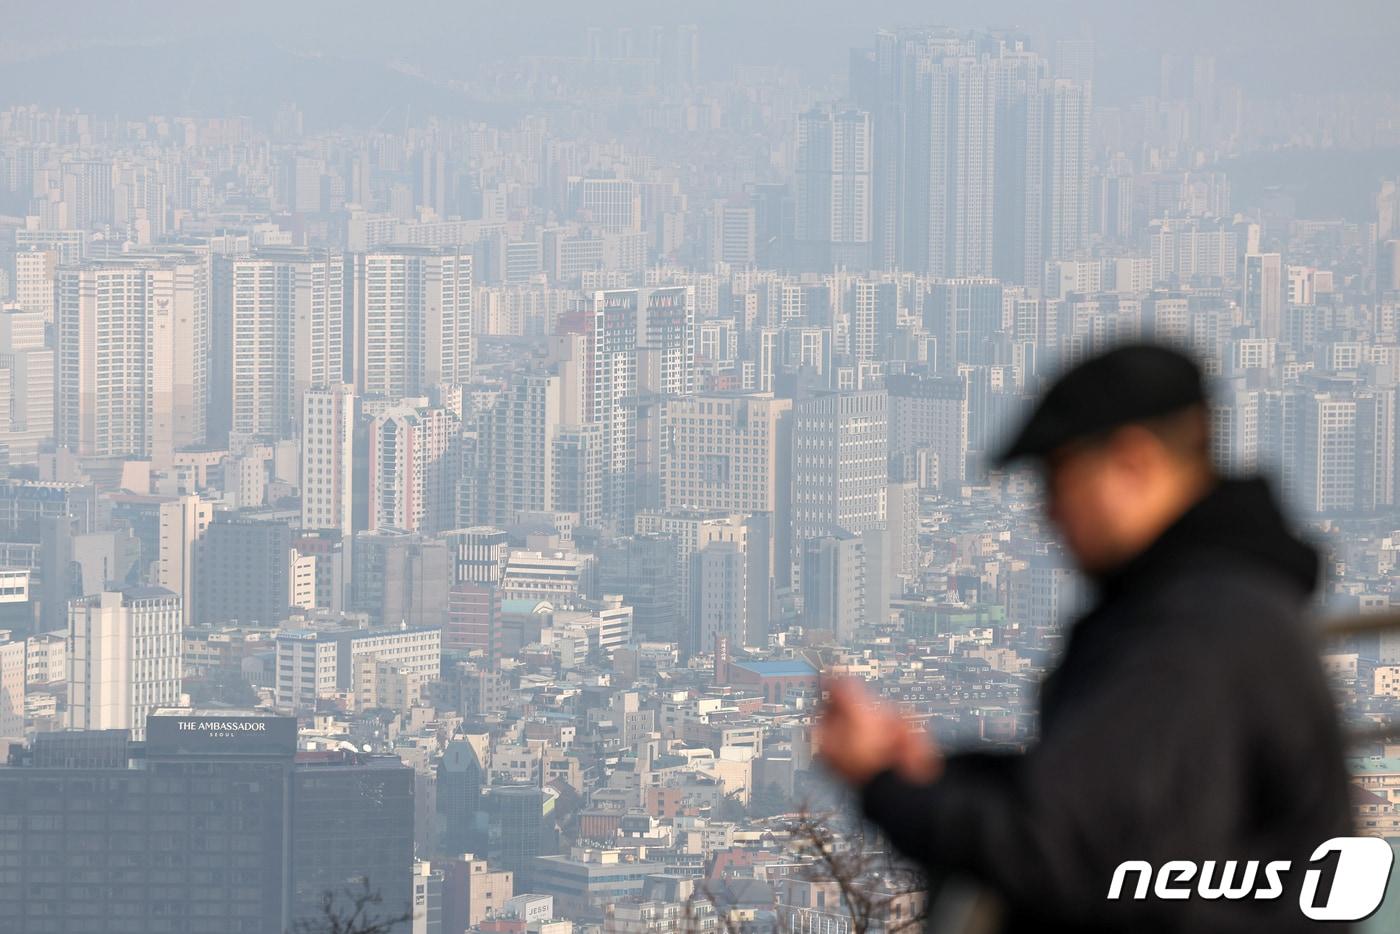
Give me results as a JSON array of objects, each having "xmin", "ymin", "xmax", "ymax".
[
  {"xmin": 472, "ymin": 373, "xmax": 563, "ymax": 527},
  {"xmin": 14, "ymin": 249, "xmax": 58, "ymax": 321},
  {"xmin": 68, "ymin": 588, "xmax": 183, "ymax": 741},
  {"xmin": 157, "ymin": 494, "xmax": 212, "ymax": 627},
  {"xmin": 301, "ymin": 384, "xmax": 357, "ymax": 536},
  {"xmin": 637, "ymin": 286, "xmax": 696, "ymax": 399},
  {"xmin": 587, "ymin": 290, "xmax": 640, "ymax": 525},
  {"xmin": 368, "ymin": 403, "xmax": 459, "ymax": 534},
  {"xmin": 216, "ymin": 249, "xmax": 343, "ymax": 441},
  {"xmin": 353, "ymin": 247, "xmax": 472, "ymax": 400},
  {"xmin": 0, "ymin": 632, "xmax": 22, "ymax": 742},
  {"xmin": 56, "ymin": 255, "xmax": 210, "ymax": 464},
  {"xmin": 0, "ymin": 308, "xmax": 55, "ymax": 465}
]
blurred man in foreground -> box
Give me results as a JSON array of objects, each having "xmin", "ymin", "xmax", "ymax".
[{"xmin": 817, "ymin": 345, "xmax": 1352, "ymax": 932}]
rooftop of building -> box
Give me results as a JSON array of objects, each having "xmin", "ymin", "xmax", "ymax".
[
  {"xmin": 729, "ymin": 660, "xmax": 818, "ymax": 678},
  {"xmin": 502, "ymin": 598, "xmax": 554, "ymax": 615},
  {"xmin": 1349, "ymin": 756, "xmax": 1400, "ymax": 774}
]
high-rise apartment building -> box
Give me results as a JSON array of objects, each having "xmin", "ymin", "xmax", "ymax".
[
  {"xmin": 1297, "ymin": 390, "xmax": 1358, "ymax": 516},
  {"xmin": 1041, "ymin": 79, "xmax": 1093, "ymax": 267},
  {"xmin": 587, "ymin": 290, "xmax": 640, "ymax": 525},
  {"xmin": 301, "ymin": 383, "xmax": 357, "ymax": 536},
  {"xmin": 368, "ymin": 402, "xmax": 459, "ymax": 534},
  {"xmin": 848, "ymin": 279, "xmax": 900, "ymax": 364},
  {"xmin": 1243, "ymin": 252, "xmax": 1284, "ymax": 341},
  {"xmin": 13, "ymin": 248, "xmax": 57, "ymax": 321},
  {"xmin": 61, "ymin": 158, "xmax": 115, "ymax": 229},
  {"xmin": 469, "ymin": 374, "xmax": 572, "ymax": 527},
  {"xmin": 0, "ymin": 630, "xmax": 22, "ymax": 741},
  {"xmin": 886, "ymin": 373, "xmax": 969, "ymax": 494},
  {"xmin": 691, "ymin": 530, "xmax": 770, "ymax": 652},
  {"xmin": 0, "ymin": 307, "xmax": 54, "ymax": 464},
  {"xmin": 156, "ymin": 494, "xmax": 212, "ymax": 627},
  {"xmin": 213, "ymin": 249, "xmax": 344, "ymax": 442},
  {"xmin": 801, "ymin": 530, "xmax": 868, "ymax": 640},
  {"xmin": 352, "ymin": 247, "xmax": 472, "ymax": 400},
  {"xmin": 634, "ymin": 510, "xmax": 767, "ymax": 653},
  {"xmin": 56, "ymin": 254, "xmax": 210, "ymax": 464},
  {"xmin": 795, "ymin": 108, "xmax": 873, "ymax": 270},
  {"xmin": 923, "ymin": 277, "xmax": 1005, "ymax": 372},
  {"xmin": 67, "ymin": 588, "xmax": 183, "ymax": 741},
  {"xmin": 908, "ymin": 45, "xmax": 999, "ymax": 277},
  {"xmin": 637, "ymin": 286, "xmax": 696, "ymax": 399},
  {"xmin": 851, "ymin": 29, "xmax": 1090, "ymax": 286}
]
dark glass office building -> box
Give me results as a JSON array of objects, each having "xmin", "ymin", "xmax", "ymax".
[{"xmin": 0, "ymin": 711, "xmax": 414, "ymax": 934}]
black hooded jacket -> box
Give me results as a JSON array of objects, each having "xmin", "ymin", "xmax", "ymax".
[{"xmin": 861, "ymin": 478, "xmax": 1353, "ymax": 933}]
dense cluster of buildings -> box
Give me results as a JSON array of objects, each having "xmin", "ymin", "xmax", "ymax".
[{"xmin": 0, "ymin": 20, "xmax": 1399, "ymax": 934}]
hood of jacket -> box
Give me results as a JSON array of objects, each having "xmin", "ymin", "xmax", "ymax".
[{"xmin": 1097, "ymin": 476, "xmax": 1319, "ymax": 600}]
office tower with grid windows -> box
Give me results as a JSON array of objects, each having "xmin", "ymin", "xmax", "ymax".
[
  {"xmin": 578, "ymin": 178, "xmax": 642, "ymax": 233},
  {"xmin": 711, "ymin": 200, "xmax": 757, "ymax": 266},
  {"xmin": 662, "ymin": 392, "xmax": 793, "ymax": 590},
  {"xmin": 195, "ymin": 514, "xmax": 294, "ymax": 626},
  {"xmin": 0, "ymin": 713, "xmax": 413, "ymax": 934},
  {"xmin": 790, "ymin": 389, "xmax": 888, "ymax": 565}
]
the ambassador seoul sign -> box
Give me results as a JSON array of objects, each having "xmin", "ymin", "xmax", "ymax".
[{"xmin": 176, "ymin": 720, "xmax": 271, "ymax": 738}]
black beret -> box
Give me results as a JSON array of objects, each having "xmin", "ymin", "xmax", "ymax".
[{"xmin": 994, "ymin": 344, "xmax": 1207, "ymax": 466}]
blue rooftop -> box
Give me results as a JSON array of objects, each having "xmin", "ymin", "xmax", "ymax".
[
  {"xmin": 730, "ymin": 660, "xmax": 818, "ymax": 677},
  {"xmin": 501, "ymin": 598, "xmax": 552, "ymax": 615}
]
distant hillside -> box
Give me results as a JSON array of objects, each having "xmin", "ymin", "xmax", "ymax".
[
  {"xmin": 0, "ymin": 39, "xmax": 521, "ymax": 128},
  {"xmin": 1218, "ymin": 148, "xmax": 1400, "ymax": 223}
]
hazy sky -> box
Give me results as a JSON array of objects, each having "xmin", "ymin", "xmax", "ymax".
[{"xmin": 1, "ymin": 1, "xmax": 1397, "ymax": 111}]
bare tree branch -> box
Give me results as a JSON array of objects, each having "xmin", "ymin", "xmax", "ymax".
[
  {"xmin": 776, "ymin": 802, "xmax": 928, "ymax": 934},
  {"xmin": 290, "ymin": 878, "xmax": 415, "ymax": 934}
]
